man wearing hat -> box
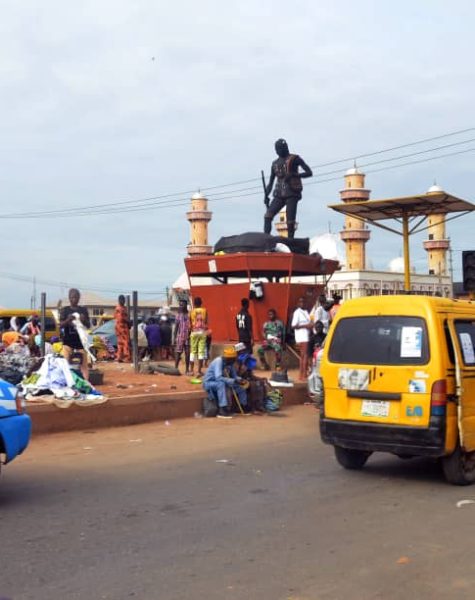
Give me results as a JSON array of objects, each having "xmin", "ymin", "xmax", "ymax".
[
  {"xmin": 202, "ymin": 346, "xmax": 249, "ymax": 419},
  {"xmin": 235, "ymin": 343, "xmax": 267, "ymax": 413}
]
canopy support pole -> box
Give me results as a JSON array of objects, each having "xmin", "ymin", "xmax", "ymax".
[{"xmin": 402, "ymin": 212, "xmax": 411, "ymax": 292}]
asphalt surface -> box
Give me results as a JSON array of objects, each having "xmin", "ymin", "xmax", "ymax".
[{"xmin": 2, "ymin": 406, "xmax": 475, "ymax": 600}]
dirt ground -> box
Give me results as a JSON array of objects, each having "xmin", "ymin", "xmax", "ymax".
[
  {"xmin": 95, "ymin": 360, "xmax": 300, "ymax": 398},
  {"xmin": 97, "ymin": 361, "xmax": 201, "ymax": 397}
]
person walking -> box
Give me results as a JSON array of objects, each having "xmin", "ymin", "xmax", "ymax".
[
  {"xmin": 235, "ymin": 298, "xmax": 253, "ymax": 353},
  {"xmin": 114, "ymin": 295, "xmax": 131, "ymax": 362},
  {"xmin": 174, "ymin": 300, "xmax": 191, "ymax": 374},
  {"xmin": 292, "ymin": 296, "xmax": 312, "ymax": 381}
]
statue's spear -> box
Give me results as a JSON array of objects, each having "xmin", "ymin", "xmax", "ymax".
[{"xmin": 261, "ymin": 170, "xmax": 269, "ymax": 208}]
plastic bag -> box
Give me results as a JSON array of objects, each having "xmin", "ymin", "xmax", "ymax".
[{"xmin": 202, "ymin": 395, "xmax": 218, "ymax": 418}]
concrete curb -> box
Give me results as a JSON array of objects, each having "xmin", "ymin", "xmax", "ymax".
[{"xmin": 28, "ymin": 384, "xmax": 307, "ymax": 435}]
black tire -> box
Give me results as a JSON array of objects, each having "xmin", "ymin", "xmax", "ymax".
[
  {"xmin": 442, "ymin": 445, "xmax": 475, "ymax": 485},
  {"xmin": 334, "ymin": 445, "xmax": 371, "ymax": 470}
]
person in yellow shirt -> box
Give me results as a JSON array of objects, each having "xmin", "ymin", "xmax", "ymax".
[{"xmin": 189, "ymin": 297, "xmax": 208, "ymax": 378}]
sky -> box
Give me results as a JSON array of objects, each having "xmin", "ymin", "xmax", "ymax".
[{"xmin": 0, "ymin": 0, "xmax": 474, "ymax": 307}]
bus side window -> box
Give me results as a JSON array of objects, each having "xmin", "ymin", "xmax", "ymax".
[{"xmin": 444, "ymin": 320, "xmax": 455, "ymax": 364}]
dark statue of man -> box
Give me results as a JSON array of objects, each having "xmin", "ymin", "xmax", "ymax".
[{"xmin": 263, "ymin": 138, "xmax": 313, "ymax": 239}]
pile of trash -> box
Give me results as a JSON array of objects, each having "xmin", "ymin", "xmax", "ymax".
[{"xmin": 21, "ymin": 353, "xmax": 107, "ymax": 408}]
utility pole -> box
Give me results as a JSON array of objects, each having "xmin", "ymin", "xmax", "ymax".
[{"xmin": 31, "ymin": 277, "xmax": 37, "ymax": 309}]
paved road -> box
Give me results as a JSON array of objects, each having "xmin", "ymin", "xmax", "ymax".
[{"xmin": 1, "ymin": 406, "xmax": 475, "ymax": 600}]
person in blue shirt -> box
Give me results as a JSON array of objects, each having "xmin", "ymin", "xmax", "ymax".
[{"xmin": 202, "ymin": 346, "xmax": 249, "ymax": 419}]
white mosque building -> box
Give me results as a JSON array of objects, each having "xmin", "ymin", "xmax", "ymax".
[
  {"xmin": 173, "ymin": 172, "xmax": 453, "ymax": 304},
  {"xmin": 310, "ymin": 168, "xmax": 453, "ymax": 300}
]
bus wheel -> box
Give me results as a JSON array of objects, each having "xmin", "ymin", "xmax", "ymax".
[
  {"xmin": 334, "ymin": 446, "xmax": 371, "ymax": 470},
  {"xmin": 442, "ymin": 445, "xmax": 475, "ymax": 485}
]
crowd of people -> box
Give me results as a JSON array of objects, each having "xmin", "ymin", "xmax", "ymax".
[
  {"xmin": 0, "ymin": 286, "xmax": 340, "ymax": 398},
  {"xmin": 233, "ymin": 292, "xmax": 341, "ymax": 382},
  {"xmin": 109, "ymin": 291, "xmax": 323, "ymax": 387},
  {"xmin": 113, "ymin": 295, "xmax": 211, "ymax": 377},
  {"xmin": 291, "ymin": 292, "xmax": 341, "ymax": 381},
  {"xmin": 0, "ymin": 314, "xmax": 50, "ymax": 358}
]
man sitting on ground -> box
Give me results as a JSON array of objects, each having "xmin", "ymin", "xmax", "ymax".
[
  {"xmin": 202, "ymin": 346, "xmax": 249, "ymax": 419},
  {"xmin": 235, "ymin": 342, "xmax": 267, "ymax": 413},
  {"xmin": 257, "ymin": 308, "xmax": 285, "ymax": 370}
]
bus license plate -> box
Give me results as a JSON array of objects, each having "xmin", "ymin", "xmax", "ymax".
[{"xmin": 361, "ymin": 400, "xmax": 390, "ymax": 417}]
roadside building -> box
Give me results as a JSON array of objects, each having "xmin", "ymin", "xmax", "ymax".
[{"xmin": 48, "ymin": 291, "xmax": 168, "ymax": 326}]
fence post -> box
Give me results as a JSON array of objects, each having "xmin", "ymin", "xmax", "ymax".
[
  {"xmin": 40, "ymin": 292, "xmax": 46, "ymax": 357},
  {"xmin": 132, "ymin": 291, "xmax": 139, "ymax": 372}
]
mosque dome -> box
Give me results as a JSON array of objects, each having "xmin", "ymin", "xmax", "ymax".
[
  {"xmin": 345, "ymin": 167, "xmax": 362, "ymax": 176},
  {"xmin": 427, "ymin": 183, "xmax": 444, "ymax": 194},
  {"xmin": 191, "ymin": 191, "xmax": 206, "ymax": 200},
  {"xmin": 309, "ymin": 233, "xmax": 346, "ymax": 264},
  {"xmin": 388, "ymin": 257, "xmax": 404, "ymax": 273}
]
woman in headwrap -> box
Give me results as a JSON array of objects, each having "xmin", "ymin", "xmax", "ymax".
[
  {"xmin": 2, "ymin": 317, "xmax": 24, "ymax": 347},
  {"xmin": 114, "ymin": 295, "xmax": 131, "ymax": 362}
]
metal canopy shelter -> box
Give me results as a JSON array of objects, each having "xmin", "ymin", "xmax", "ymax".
[{"xmin": 328, "ymin": 191, "xmax": 475, "ymax": 291}]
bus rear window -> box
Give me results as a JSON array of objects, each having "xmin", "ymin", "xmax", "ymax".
[
  {"xmin": 455, "ymin": 321, "xmax": 475, "ymax": 366},
  {"xmin": 329, "ymin": 316, "xmax": 429, "ymax": 365}
]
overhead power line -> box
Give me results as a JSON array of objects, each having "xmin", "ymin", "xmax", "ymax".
[
  {"xmin": 3, "ymin": 144, "xmax": 474, "ymax": 220},
  {"xmin": 17, "ymin": 143, "xmax": 474, "ymax": 220},
  {"xmin": 309, "ymin": 126, "xmax": 475, "ymax": 169},
  {"xmin": 1, "ymin": 127, "xmax": 474, "ymax": 219},
  {"xmin": 0, "ymin": 271, "xmax": 168, "ymax": 296}
]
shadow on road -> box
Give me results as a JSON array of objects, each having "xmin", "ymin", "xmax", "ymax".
[
  {"xmin": 0, "ymin": 475, "xmax": 67, "ymax": 509},
  {"xmin": 358, "ymin": 454, "xmax": 446, "ymax": 485}
]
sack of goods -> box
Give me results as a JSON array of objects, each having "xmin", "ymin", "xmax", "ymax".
[{"xmin": 265, "ymin": 389, "xmax": 283, "ymax": 412}]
